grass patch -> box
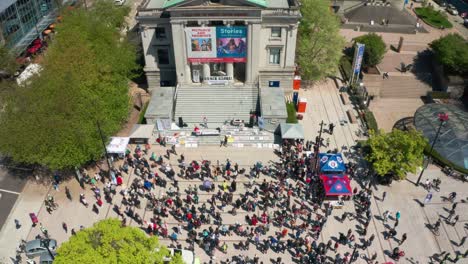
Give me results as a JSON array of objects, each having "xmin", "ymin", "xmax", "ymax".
[
  {"xmin": 137, "ymin": 102, "xmax": 149, "ymax": 124},
  {"xmin": 364, "ymin": 110, "xmax": 378, "ymax": 132},
  {"xmin": 414, "ymin": 7, "xmax": 453, "ymax": 29},
  {"xmin": 286, "ymin": 102, "xmax": 298, "ymax": 123}
]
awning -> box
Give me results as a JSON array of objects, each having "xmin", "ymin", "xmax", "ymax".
[
  {"xmin": 280, "ymin": 123, "xmax": 304, "ymax": 139},
  {"xmin": 320, "ymin": 174, "xmax": 352, "ymax": 196},
  {"xmin": 106, "ymin": 137, "xmax": 130, "ymax": 154},
  {"xmin": 129, "ymin": 124, "xmax": 154, "ymax": 139},
  {"xmin": 319, "ymin": 153, "xmax": 346, "ymax": 173}
]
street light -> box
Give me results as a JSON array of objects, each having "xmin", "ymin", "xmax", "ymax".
[
  {"xmin": 314, "ymin": 120, "xmax": 325, "ymax": 176},
  {"xmin": 42, "ymin": 238, "xmax": 55, "ymax": 260},
  {"xmin": 416, "ymin": 113, "xmax": 449, "ymax": 186}
]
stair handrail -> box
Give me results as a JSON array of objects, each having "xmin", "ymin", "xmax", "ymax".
[{"xmin": 172, "ymin": 84, "xmax": 180, "ymax": 121}]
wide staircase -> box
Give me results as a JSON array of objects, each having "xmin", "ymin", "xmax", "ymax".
[
  {"xmin": 364, "ymin": 74, "xmax": 432, "ymax": 98},
  {"xmin": 174, "ymin": 85, "xmax": 258, "ymax": 125}
]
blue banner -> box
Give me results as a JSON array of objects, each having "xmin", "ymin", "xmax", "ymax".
[
  {"xmin": 353, "ymin": 43, "xmax": 365, "ymax": 75},
  {"xmin": 216, "ymin": 27, "xmax": 247, "ymax": 60}
]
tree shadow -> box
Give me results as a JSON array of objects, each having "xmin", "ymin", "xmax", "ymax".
[{"xmin": 411, "ymin": 49, "xmax": 434, "ymax": 88}]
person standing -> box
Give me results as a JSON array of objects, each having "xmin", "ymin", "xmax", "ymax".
[
  {"xmin": 399, "ymin": 233, "xmax": 407, "ymax": 245},
  {"xmin": 62, "ymin": 222, "xmax": 68, "ymax": 233},
  {"xmin": 329, "ymin": 123, "xmax": 335, "ymax": 135},
  {"xmin": 395, "ymin": 211, "xmax": 401, "ymax": 221},
  {"xmin": 203, "ymin": 116, "xmax": 208, "ymax": 128}
]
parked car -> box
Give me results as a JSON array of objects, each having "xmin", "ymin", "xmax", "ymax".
[
  {"xmin": 114, "ymin": 0, "xmax": 126, "ymax": 5},
  {"xmin": 25, "ymin": 239, "xmax": 57, "ymax": 258},
  {"xmin": 434, "ymin": 0, "xmax": 447, "ymax": 7},
  {"xmin": 446, "ymin": 4, "xmax": 459, "ymax": 15},
  {"xmin": 38, "ymin": 251, "xmax": 56, "ymax": 264},
  {"xmin": 464, "ymin": 18, "xmax": 468, "ymax": 28}
]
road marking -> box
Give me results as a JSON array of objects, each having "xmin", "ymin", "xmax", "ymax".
[{"xmin": 0, "ymin": 188, "xmax": 20, "ymax": 195}]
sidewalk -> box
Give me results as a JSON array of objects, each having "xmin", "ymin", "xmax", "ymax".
[{"xmin": 0, "ymin": 181, "xmax": 50, "ymax": 262}]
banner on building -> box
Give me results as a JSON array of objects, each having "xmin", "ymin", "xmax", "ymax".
[
  {"xmin": 352, "ymin": 43, "xmax": 365, "ymax": 75},
  {"xmin": 186, "ymin": 27, "xmax": 247, "ymax": 63}
]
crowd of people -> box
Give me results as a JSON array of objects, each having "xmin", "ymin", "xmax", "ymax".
[{"xmin": 71, "ymin": 137, "xmax": 400, "ymax": 264}]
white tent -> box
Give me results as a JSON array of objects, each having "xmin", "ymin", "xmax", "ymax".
[
  {"xmin": 280, "ymin": 123, "xmax": 305, "ymax": 139},
  {"xmin": 106, "ymin": 137, "xmax": 130, "ymax": 154}
]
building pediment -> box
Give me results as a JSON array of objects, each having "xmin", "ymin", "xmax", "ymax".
[{"xmin": 164, "ymin": 0, "xmax": 266, "ymax": 9}]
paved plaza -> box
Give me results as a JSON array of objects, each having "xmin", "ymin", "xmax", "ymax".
[{"xmin": 0, "ymin": 81, "xmax": 466, "ymax": 264}]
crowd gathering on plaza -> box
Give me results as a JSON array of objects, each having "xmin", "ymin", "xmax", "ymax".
[{"xmin": 66, "ymin": 133, "xmax": 425, "ymax": 264}]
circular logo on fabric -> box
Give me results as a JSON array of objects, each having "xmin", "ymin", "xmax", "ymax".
[
  {"xmin": 328, "ymin": 160, "xmax": 338, "ymax": 169},
  {"xmin": 337, "ymin": 156, "xmax": 343, "ymax": 163},
  {"xmin": 327, "ymin": 180, "xmax": 333, "ymax": 185},
  {"xmin": 336, "ymin": 184, "xmax": 343, "ymax": 190},
  {"xmin": 321, "ymin": 156, "xmax": 329, "ymax": 163}
]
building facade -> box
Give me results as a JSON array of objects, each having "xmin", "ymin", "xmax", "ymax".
[
  {"xmin": 137, "ymin": 0, "xmax": 301, "ymax": 93},
  {"xmin": 0, "ymin": 0, "xmax": 58, "ymax": 54}
]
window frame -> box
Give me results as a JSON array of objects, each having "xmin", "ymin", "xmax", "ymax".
[
  {"xmin": 270, "ymin": 27, "xmax": 282, "ymax": 38},
  {"xmin": 268, "ymin": 47, "xmax": 281, "ymax": 65}
]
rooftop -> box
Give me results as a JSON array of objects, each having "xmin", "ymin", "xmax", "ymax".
[{"xmin": 143, "ymin": 0, "xmax": 294, "ymax": 9}]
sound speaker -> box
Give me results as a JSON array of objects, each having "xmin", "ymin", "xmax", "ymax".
[{"xmin": 178, "ymin": 117, "xmax": 184, "ymax": 128}]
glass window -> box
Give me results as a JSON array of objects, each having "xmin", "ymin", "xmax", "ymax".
[
  {"xmin": 269, "ymin": 48, "xmax": 281, "ymax": 64},
  {"xmin": 271, "ymin": 27, "xmax": 281, "ymax": 38},
  {"xmin": 157, "ymin": 48, "xmax": 169, "ymax": 65},
  {"xmin": 155, "ymin": 27, "xmax": 166, "ymax": 39}
]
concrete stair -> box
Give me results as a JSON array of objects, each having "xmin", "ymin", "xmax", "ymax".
[
  {"xmin": 364, "ymin": 74, "xmax": 432, "ymax": 98},
  {"xmin": 174, "ymin": 85, "xmax": 259, "ymax": 124}
]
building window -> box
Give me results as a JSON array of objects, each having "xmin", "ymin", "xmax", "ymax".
[
  {"xmin": 155, "ymin": 27, "xmax": 166, "ymax": 39},
  {"xmin": 269, "ymin": 48, "xmax": 281, "ymax": 65},
  {"xmin": 157, "ymin": 48, "xmax": 169, "ymax": 65},
  {"xmin": 271, "ymin": 27, "xmax": 281, "ymax": 38}
]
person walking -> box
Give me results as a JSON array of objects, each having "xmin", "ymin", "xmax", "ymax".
[
  {"xmin": 423, "ymin": 192, "xmax": 433, "ymax": 206},
  {"xmin": 399, "ymin": 233, "xmax": 407, "ymax": 245},
  {"xmin": 395, "ymin": 211, "xmax": 401, "ymax": 221},
  {"xmin": 452, "ymin": 202, "xmax": 458, "ymax": 211},
  {"xmin": 381, "ymin": 191, "xmax": 387, "ymax": 202},
  {"xmin": 383, "ymin": 210, "xmax": 390, "ymax": 222},
  {"xmin": 62, "ymin": 222, "xmax": 68, "ymax": 233},
  {"xmin": 451, "ymin": 215, "xmax": 459, "ymax": 226}
]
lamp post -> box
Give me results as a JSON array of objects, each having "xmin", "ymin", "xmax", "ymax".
[
  {"xmin": 416, "ymin": 113, "xmax": 449, "ymax": 186},
  {"xmin": 96, "ymin": 120, "xmax": 113, "ymax": 178},
  {"xmin": 314, "ymin": 120, "xmax": 325, "ymax": 176},
  {"xmin": 42, "ymin": 238, "xmax": 55, "ymax": 260},
  {"xmin": 349, "ymin": 244, "xmax": 359, "ymax": 263}
]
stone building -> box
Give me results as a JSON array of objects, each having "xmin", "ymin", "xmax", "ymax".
[{"xmin": 137, "ymin": 0, "xmax": 300, "ymax": 125}]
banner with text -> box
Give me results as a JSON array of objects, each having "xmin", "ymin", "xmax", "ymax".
[{"xmin": 186, "ymin": 27, "xmax": 247, "ymax": 63}]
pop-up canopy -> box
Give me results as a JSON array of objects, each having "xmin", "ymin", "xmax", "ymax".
[
  {"xmin": 106, "ymin": 137, "xmax": 130, "ymax": 155},
  {"xmin": 320, "ymin": 174, "xmax": 352, "ymax": 196},
  {"xmin": 319, "ymin": 153, "xmax": 346, "ymax": 173}
]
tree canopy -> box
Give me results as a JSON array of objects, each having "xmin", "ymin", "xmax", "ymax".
[
  {"xmin": 430, "ymin": 33, "xmax": 468, "ymax": 76},
  {"xmin": 54, "ymin": 219, "xmax": 183, "ymax": 264},
  {"xmin": 297, "ymin": 0, "xmax": 345, "ymax": 82},
  {"xmin": 353, "ymin": 33, "xmax": 386, "ymax": 68},
  {"xmin": 365, "ymin": 129, "xmax": 427, "ymax": 179},
  {"xmin": 0, "ymin": 0, "xmax": 138, "ymax": 170}
]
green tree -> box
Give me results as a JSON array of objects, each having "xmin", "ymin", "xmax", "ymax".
[
  {"xmin": 297, "ymin": 0, "xmax": 345, "ymax": 82},
  {"xmin": 54, "ymin": 219, "xmax": 183, "ymax": 264},
  {"xmin": 430, "ymin": 33, "xmax": 468, "ymax": 75},
  {"xmin": 0, "ymin": 0, "xmax": 138, "ymax": 170},
  {"xmin": 353, "ymin": 33, "xmax": 386, "ymax": 68},
  {"xmin": 365, "ymin": 129, "xmax": 427, "ymax": 179},
  {"xmin": 0, "ymin": 46, "xmax": 19, "ymax": 105}
]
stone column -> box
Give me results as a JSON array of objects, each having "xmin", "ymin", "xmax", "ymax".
[
  {"xmin": 245, "ymin": 23, "xmax": 252, "ymax": 84},
  {"xmin": 203, "ymin": 63, "xmax": 211, "ymax": 83},
  {"xmin": 171, "ymin": 22, "xmax": 188, "ymax": 84},
  {"xmin": 226, "ymin": 62, "xmax": 234, "ymax": 83}
]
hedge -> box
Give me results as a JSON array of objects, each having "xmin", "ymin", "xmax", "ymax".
[
  {"xmin": 364, "ymin": 110, "xmax": 378, "ymax": 132},
  {"xmin": 428, "ymin": 91, "xmax": 450, "ymax": 99},
  {"xmin": 424, "ymin": 144, "xmax": 468, "ymax": 174},
  {"xmin": 286, "ymin": 102, "xmax": 298, "ymax": 123},
  {"xmin": 339, "ymin": 56, "xmax": 352, "ymax": 82},
  {"xmin": 414, "ymin": 7, "xmax": 453, "ymax": 29},
  {"xmin": 137, "ymin": 102, "xmax": 149, "ymax": 124}
]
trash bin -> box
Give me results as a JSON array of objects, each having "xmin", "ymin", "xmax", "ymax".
[{"xmin": 297, "ymin": 98, "xmax": 307, "ymax": 113}]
